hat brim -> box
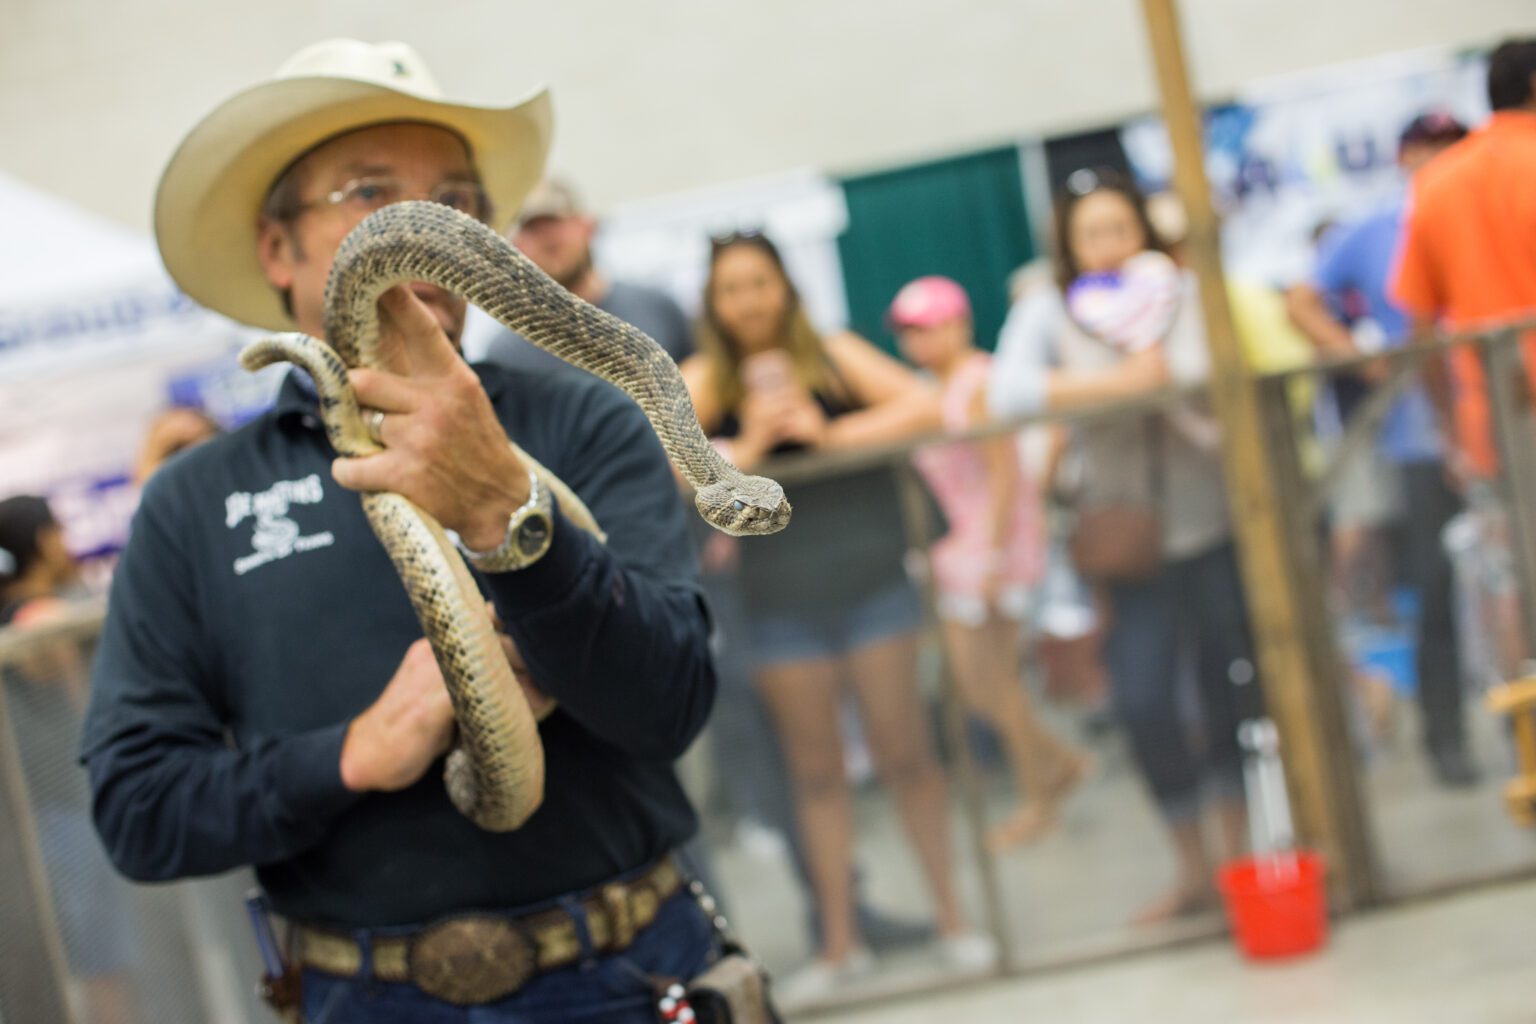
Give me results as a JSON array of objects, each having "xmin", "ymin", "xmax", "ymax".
[{"xmin": 154, "ymin": 76, "xmax": 552, "ymax": 331}]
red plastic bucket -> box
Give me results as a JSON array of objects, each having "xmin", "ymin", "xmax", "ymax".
[{"xmin": 1216, "ymin": 851, "xmax": 1328, "ymax": 960}]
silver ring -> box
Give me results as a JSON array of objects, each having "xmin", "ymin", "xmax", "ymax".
[{"xmin": 366, "ymin": 408, "xmax": 386, "ymax": 446}]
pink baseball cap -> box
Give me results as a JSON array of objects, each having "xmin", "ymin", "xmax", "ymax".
[{"xmin": 886, "ymin": 276, "xmax": 971, "ymax": 329}]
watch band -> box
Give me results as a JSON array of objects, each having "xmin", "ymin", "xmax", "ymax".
[{"xmin": 455, "ymin": 468, "xmax": 554, "ymax": 572}]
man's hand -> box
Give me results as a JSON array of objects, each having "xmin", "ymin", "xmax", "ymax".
[
  {"xmin": 339, "ymin": 638, "xmax": 457, "ymax": 793},
  {"xmin": 486, "ymin": 601, "xmax": 555, "ymax": 718},
  {"xmin": 331, "ymin": 286, "xmax": 528, "ymax": 551}
]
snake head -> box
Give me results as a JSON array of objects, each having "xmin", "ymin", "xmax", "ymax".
[{"xmin": 696, "ymin": 478, "xmax": 792, "ymax": 537}]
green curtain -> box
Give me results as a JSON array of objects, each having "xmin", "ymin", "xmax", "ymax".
[{"xmin": 836, "ymin": 147, "xmax": 1034, "ymax": 356}]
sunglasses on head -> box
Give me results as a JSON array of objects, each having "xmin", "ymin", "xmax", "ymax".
[
  {"xmin": 709, "ymin": 228, "xmax": 766, "ymax": 252},
  {"xmin": 1065, "ymin": 166, "xmax": 1116, "ymax": 197}
]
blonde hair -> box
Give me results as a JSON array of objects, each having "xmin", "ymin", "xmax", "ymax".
[{"xmin": 696, "ymin": 234, "xmax": 838, "ymax": 412}]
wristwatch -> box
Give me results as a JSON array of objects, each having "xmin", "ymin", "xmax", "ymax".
[{"xmin": 455, "ymin": 468, "xmax": 554, "ymax": 572}]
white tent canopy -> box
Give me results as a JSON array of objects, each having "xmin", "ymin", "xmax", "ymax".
[
  {"xmin": 0, "ymin": 174, "xmax": 260, "ymax": 547},
  {"xmin": 0, "ymin": 170, "xmax": 242, "ymax": 383},
  {"xmin": 0, "ymin": 171, "xmax": 159, "ymax": 302}
]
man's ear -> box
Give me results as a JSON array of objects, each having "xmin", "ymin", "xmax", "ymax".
[{"xmin": 256, "ymin": 216, "xmax": 298, "ymax": 292}]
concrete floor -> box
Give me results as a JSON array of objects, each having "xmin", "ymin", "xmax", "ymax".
[
  {"xmin": 1364, "ymin": 701, "xmax": 1535, "ymax": 893},
  {"xmin": 704, "ymin": 691, "xmax": 1536, "ymax": 1017},
  {"xmin": 819, "ymin": 879, "xmax": 1536, "ymax": 1024},
  {"xmin": 6, "ymin": 636, "xmax": 1533, "ymax": 1024}
]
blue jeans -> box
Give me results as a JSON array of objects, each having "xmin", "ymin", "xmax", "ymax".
[
  {"xmin": 301, "ymin": 890, "xmax": 717, "ymax": 1023},
  {"xmin": 1104, "ymin": 543, "xmax": 1264, "ymax": 822},
  {"xmin": 1400, "ymin": 461, "xmax": 1466, "ymax": 752}
]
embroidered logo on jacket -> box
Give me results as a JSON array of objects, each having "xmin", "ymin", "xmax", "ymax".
[{"xmin": 225, "ymin": 474, "xmax": 335, "ymax": 575}]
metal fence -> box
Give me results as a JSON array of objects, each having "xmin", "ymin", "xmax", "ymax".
[
  {"xmin": 1253, "ymin": 320, "xmax": 1536, "ymax": 902},
  {"xmin": 0, "ymin": 607, "xmax": 270, "ymax": 1024},
  {"xmin": 2, "ymin": 320, "xmax": 1534, "ymax": 1022}
]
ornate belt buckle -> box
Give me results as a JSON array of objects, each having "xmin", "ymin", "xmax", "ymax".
[{"xmin": 408, "ymin": 915, "xmax": 536, "ymax": 1006}]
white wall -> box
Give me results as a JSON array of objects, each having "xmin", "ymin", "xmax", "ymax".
[{"xmin": 2, "ymin": 0, "xmax": 1532, "ymax": 234}]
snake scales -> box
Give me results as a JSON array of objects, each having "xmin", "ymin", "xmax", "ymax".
[{"xmin": 241, "ymin": 201, "xmax": 791, "ymax": 831}]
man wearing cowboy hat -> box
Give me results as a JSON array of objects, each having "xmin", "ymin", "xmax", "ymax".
[{"xmin": 82, "ymin": 40, "xmax": 721, "ymax": 1021}]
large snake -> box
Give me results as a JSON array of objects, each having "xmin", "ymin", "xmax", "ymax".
[{"xmin": 241, "ymin": 201, "xmax": 791, "ymax": 832}]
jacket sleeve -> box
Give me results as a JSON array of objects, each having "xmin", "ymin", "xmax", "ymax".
[
  {"xmin": 483, "ymin": 386, "xmax": 715, "ymax": 762},
  {"xmin": 989, "ymin": 289, "xmax": 1059, "ymax": 420},
  {"xmin": 81, "ymin": 477, "xmax": 360, "ymax": 883}
]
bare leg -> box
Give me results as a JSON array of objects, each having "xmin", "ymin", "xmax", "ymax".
[
  {"xmin": 1214, "ymin": 797, "xmax": 1250, "ymax": 863},
  {"xmin": 946, "ymin": 613, "xmax": 1090, "ymax": 851},
  {"xmin": 845, "ymin": 631, "xmax": 966, "ymax": 937},
  {"xmin": 1132, "ymin": 818, "xmax": 1220, "ymax": 926},
  {"xmin": 1329, "ymin": 524, "xmax": 1365, "ymax": 615},
  {"xmin": 756, "ymin": 657, "xmax": 860, "ymax": 963}
]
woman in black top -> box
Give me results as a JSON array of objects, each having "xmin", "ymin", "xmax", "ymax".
[{"xmin": 681, "ymin": 233, "xmax": 994, "ymax": 995}]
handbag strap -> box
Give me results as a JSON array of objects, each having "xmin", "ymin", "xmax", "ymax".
[{"xmin": 1147, "ymin": 415, "xmax": 1166, "ymax": 510}]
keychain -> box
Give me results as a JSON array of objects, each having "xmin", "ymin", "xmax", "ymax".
[{"xmin": 656, "ymin": 980, "xmax": 697, "ymax": 1023}]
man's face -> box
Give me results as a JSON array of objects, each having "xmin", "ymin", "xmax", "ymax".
[
  {"xmin": 256, "ymin": 122, "xmax": 477, "ymax": 345},
  {"xmin": 513, "ymin": 214, "xmax": 594, "ymax": 290}
]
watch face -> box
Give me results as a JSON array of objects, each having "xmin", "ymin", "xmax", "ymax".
[{"xmin": 515, "ymin": 514, "xmax": 551, "ymax": 557}]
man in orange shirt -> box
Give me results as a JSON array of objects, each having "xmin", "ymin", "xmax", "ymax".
[{"xmin": 1393, "ymin": 38, "xmax": 1536, "ymax": 480}]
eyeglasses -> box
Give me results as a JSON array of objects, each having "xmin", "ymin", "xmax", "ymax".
[{"xmin": 290, "ymin": 175, "xmax": 493, "ymax": 223}]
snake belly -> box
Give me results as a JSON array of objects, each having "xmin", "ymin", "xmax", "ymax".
[
  {"xmin": 240, "ymin": 201, "xmax": 789, "ymax": 834},
  {"xmin": 240, "ymin": 334, "xmax": 602, "ymax": 832}
]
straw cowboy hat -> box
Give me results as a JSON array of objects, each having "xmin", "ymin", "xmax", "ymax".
[{"xmin": 154, "ymin": 38, "xmax": 553, "ymax": 331}]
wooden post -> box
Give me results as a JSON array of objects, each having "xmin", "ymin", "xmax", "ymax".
[
  {"xmin": 1138, "ymin": 0, "xmax": 1378, "ymax": 904},
  {"xmin": 1484, "ymin": 329, "xmax": 1536, "ymax": 656}
]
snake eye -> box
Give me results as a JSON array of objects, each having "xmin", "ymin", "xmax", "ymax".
[{"xmin": 732, "ymin": 500, "xmax": 746, "ymax": 511}]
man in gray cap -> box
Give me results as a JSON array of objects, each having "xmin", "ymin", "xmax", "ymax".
[{"xmin": 484, "ymin": 178, "xmax": 695, "ymax": 373}]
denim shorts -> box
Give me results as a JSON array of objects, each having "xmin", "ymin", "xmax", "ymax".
[{"xmin": 745, "ymin": 582, "xmax": 924, "ymax": 667}]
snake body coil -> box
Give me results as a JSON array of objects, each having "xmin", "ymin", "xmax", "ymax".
[{"xmin": 241, "ymin": 202, "xmax": 789, "ymax": 831}]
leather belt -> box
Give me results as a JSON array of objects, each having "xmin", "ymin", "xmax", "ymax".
[{"xmin": 291, "ymin": 858, "xmax": 684, "ymax": 1006}]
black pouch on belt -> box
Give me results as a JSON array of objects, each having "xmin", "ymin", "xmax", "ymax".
[
  {"xmin": 681, "ymin": 881, "xmax": 783, "ymax": 1024},
  {"xmin": 687, "ymin": 948, "xmax": 780, "ymax": 1024}
]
